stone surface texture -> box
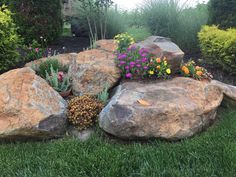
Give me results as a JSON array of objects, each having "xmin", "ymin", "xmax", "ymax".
[
  {"xmin": 0, "ymin": 68, "xmax": 67, "ymax": 140},
  {"xmin": 135, "ymin": 36, "xmax": 184, "ymax": 72},
  {"xmin": 99, "ymin": 77, "xmax": 223, "ymax": 140}
]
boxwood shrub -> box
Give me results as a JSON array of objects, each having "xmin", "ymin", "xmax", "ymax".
[
  {"xmin": 198, "ymin": 25, "xmax": 236, "ymax": 74},
  {"xmin": 7, "ymin": 0, "xmax": 63, "ymax": 44},
  {"xmin": 0, "ymin": 5, "xmax": 20, "ymax": 72}
]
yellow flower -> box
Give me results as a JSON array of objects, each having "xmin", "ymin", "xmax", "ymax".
[
  {"xmin": 149, "ymin": 70, "xmax": 154, "ymax": 75},
  {"xmin": 166, "ymin": 68, "xmax": 171, "ymax": 74},
  {"xmin": 156, "ymin": 65, "xmax": 161, "ymax": 69},
  {"xmin": 164, "ymin": 61, "xmax": 167, "ymax": 66}
]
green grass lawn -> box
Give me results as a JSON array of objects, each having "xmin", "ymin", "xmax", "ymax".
[{"xmin": 0, "ymin": 108, "xmax": 236, "ymax": 177}]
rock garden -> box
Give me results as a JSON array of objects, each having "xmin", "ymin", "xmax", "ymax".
[{"xmin": 0, "ymin": 0, "xmax": 236, "ymax": 176}]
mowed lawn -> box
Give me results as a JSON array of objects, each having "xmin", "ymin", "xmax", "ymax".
[{"xmin": 0, "ymin": 108, "xmax": 236, "ymax": 177}]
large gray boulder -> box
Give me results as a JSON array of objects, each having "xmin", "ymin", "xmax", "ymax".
[
  {"xmin": 0, "ymin": 68, "xmax": 67, "ymax": 140},
  {"xmin": 135, "ymin": 36, "xmax": 184, "ymax": 73},
  {"xmin": 99, "ymin": 77, "xmax": 223, "ymax": 140}
]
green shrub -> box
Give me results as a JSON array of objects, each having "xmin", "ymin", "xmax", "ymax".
[
  {"xmin": 0, "ymin": 5, "xmax": 20, "ymax": 72},
  {"xmin": 7, "ymin": 0, "xmax": 63, "ymax": 44},
  {"xmin": 208, "ymin": 0, "xmax": 236, "ymax": 29},
  {"xmin": 198, "ymin": 25, "xmax": 236, "ymax": 74},
  {"xmin": 34, "ymin": 58, "xmax": 68, "ymax": 79}
]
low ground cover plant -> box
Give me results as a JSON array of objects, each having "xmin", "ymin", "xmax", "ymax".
[
  {"xmin": 68, "ymin": 95, "xmax": 104, "ymax": 130},
  {"xmin": 181, "ymin": 60, "xmax": 212, "ymax": 80}
]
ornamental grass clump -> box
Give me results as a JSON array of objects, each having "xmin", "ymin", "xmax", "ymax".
[
  {"xmin": 181, "ymin": 60, "xmax": 212, "ymax": 80},
  {"xmin": 68, "ymin": 95, "xmax": 104, "ymax": 130}
]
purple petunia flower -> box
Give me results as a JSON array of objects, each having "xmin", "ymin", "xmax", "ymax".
[
  {"xmin": 126, "ymin": 73, "xmax": 132, "ymax": 79},
  {"xmin": 136, "ymin": 59, "xmax": 141, "ymax": 63},
  {"xmin": 141, "ymin": 58, "xmax": 148, "ymax": 63},
  {"xmin": 136, "ymin": 64, "xmax": 141, "ymax": 68},
  {"xmin": 125, "ymin": 66, "xmax": 130, "ymax": 70},
  {"xmin": 119, "ymin": 61, "xmax": 126, "ymax": 65},
  {"xmin": 141, "ymin": 53, "xmax": 147, "ymax": 57},
  {"xmin": 130, "ymin": 61, "xmax": 135, "ymax": 66},
  {"xmin": 143, "ymin": 66, "xmax": 149, "ymax": 70},
  {"xmin": 117, "ymin": 53, "xmax": 127, "ymax": 60}
]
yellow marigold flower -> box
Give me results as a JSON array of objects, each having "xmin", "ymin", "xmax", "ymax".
[
  {"xmin": 149, "ymin": 70, "xmax": 154, "ymax": 75},
  {"xmin": 156, "ymin": 58, "xmax": 161, "ymax": 63},
  {"xmin": 156, "ymin": 65, "xmax": 161, "ymax": 69},
  {"xmin": 184, "ymin": 68, "xmax": 190, "ymax": 75},
  {"xmin": 166, "ymin": 68, "xmax": 171, "ymax": 74}
]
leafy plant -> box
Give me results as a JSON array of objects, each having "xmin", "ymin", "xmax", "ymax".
[
  {"xmin": 6, "ymin": 0, "xmax": 63, "ymax": 44},
  {"xmin": 148, "ymin": 57, "xmax": 172, "ymax": 79},
  {"xmin": 198, "ymin": 25, "xmax": 236, "ymax": 74},
  {"xmin": 68, "ymin": 95, "xmax": 104, "ymax": 130},
  {"xmin": 208, "ymin": 0, "xmax": 236, "ymax": 29},
  {"xmin": 181, "ymin": 60, "xmax": 212, "ymax": 80},
  {"xmin": 97, "ymin": 83, "xmax": 110, "ymax": 104},
  {"xmin": 46, "ymin": 65, "xmax": 71, "ymax": 93},
  {"xmin": 22, "ymin": 40, "xmax": 44, "ymax": 62},
  {"xmin": 35, "ymin": 58, "xmax": 68, "ymax": 79},
  {"xmin": 114, "ymin": 32, "xmax": 135, "ymax": 53},
  {"xmin": 0, "ymin": 5, "xmax": 21, "ymax": 73}
]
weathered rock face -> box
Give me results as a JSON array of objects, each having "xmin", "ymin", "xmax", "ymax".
[
  {"xmin": 211, "ymin": 80, "xmax": 236, "ymax": 107},
  {"xmin": 95, "ymin": 40, "xmax": 117, "ymax": 52},
  {"xmin": 68, "ymin": 49, "xmax": 120, "ymax": 96},
  {"xmin": 0, "ymin": 68, "xmax": 67, "ymax": 140},
  {"xmin": 135, "ymin": 36, "xmax": 184, "ymax": 72},
  {"xmin": 99, "ymin": 77, "xmax": 223, "ymax": 140}
]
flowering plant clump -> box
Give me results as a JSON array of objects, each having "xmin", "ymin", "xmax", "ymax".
[
  {"xmin": 114, "ymin": 32, "xmax": 135, "ymax": 53},
  {"xmin": 23, "ymin": 40, "xmax": 44, "ymax": 61},
  {"xmin": 116, "ymin": 46, "xmax": 151, "ymax": 79},
  {"xmin": 181, "ymin": 60, "xmax": 212, "ymax": 80},
  {"xmin": 148, "ymin": 57, "xmax": 172, "ymax": 79}
]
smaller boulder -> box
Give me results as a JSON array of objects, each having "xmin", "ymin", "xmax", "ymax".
[
  {"xmin": 0, "ymin": 68, "xmax": 67, "ymax": 140},
  {"xmin": 135, "ymin": 36, "xmax": 184, "ymax": 72}
]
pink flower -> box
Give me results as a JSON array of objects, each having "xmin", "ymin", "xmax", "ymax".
[
  {"xmin": 125, "ymin": 73, "xmax": 132, "ymax": 79},
  {"xmin": 35, "ymin": 48, "xmax": 39, "ymax": 53},
  {"xmin": 57, "ymin": 72, "xmax": 64, "ymax": 81}
]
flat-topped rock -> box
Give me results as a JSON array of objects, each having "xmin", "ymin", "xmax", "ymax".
[
  {"xmin": 0, "ymin": 68, "xmax": 67, "ymax": 140},
  {"xmin": 135, "ymin": 36, "xmax": 184, "ymax": 72},
  {"xmin": 99, "ymin": 77, "xmax": 223, "ymax": 140}
]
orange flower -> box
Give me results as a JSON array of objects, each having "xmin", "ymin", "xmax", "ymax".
[
  {"xmin": 181, "ymin": 66, "xmax": 187, "ymax": 71},
  {"xmin": 196, "ymin": 70, "xmax": 203, "ymax": 76},
  {"xmin": 156, "ymin": 58, "xmax": 161, "ymax": 63},
  {"xmin": 156, "ymin": 65, "xmax": 161, "ymax": 69},
  {"xmin": 195, "ymin": 66, "xmax": 202, "ymax": 70},
  {"xmin": 184, "ymin": 68, "xmax": 190, "ymax": 75}
]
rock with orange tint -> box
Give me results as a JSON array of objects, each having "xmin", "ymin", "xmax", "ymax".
[
  {"xmin": 135, "ymin": 36, "xmax": 184, "ymax": 72},
  {"xmin": 68, "ymin": 49, "xmax": 120, "ymax": 96},
  {"xmin": 95, "ymin": 39, "xmax": 117, "ymax": 52},
  {"xmin": 0, "ymin": 68, "xmax": 67, "ymax": 140},
  {"xmin": 99, "ymin": 77, "xmax": 223, "ymax": 140}
]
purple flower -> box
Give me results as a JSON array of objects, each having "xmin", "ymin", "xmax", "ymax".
[
  {"xmin": 131, "ymin": 45, "xmax": 136, "ymax": 50},
  {"xmin": 130, "ymin": 62, "xmax": 135, "ymax": 66},
  {"xmin": 126, "ymin": 73, "xmax": 132, "ymax": 79},
  {"xmin": 141, "ymin": 53, "xmax": 147, "ymax": 57},
  {"xmin": 136, "ymin": 64, "xmax": 141, "ymax": 68},
  {"xmin": 125, "ymin": 66, "xmax": 130, "ymax": 70},
  {"xmin": 136, "ymin": 59, "xmax": 141, "ymax": 63},
  {"xmin": 118, "ymin": 53, "xmax": 127, "ymax": 60},
  {"xmin": 119, "ymin": 61, "xmax": 126, "ymax": 65},
  {"xmin": 143, "ymin": 66, "xmax": 149, "ymax": 70},
  {"xmin": 142, "ymin": 58, "xmax": 148, "ymax": 63}
]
